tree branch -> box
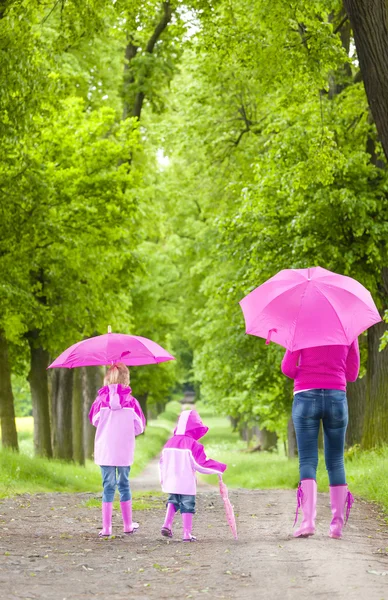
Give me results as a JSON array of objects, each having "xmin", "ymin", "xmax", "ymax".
[{"xmin": 132, "ymin": 1, "xmax": 173, "ymax": 120}]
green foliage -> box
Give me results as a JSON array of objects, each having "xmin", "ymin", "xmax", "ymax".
[
  {"xmin": 2, "ymin": 0, "xmax": 388, "ymax": 450},
  {"xmin": 138, "ymin": 0, "xmax": 388, "ymax": 442},
  {"xmin": 0, "ymin": 0, "xmax": 193, "ymax": 411}
]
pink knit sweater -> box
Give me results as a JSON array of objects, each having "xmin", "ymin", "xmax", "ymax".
[{"xmin": 281, "ymin": 339, "xmax": 360, "ymax": 393}]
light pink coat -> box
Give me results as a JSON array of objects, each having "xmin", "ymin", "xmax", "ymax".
[
  {"xmin": 89, "ymin": 384, "xmax": 146, "ymax": 467},
  {"xmin": 159, "ymin": 409, "xmax": 227, "ymax": 495}
]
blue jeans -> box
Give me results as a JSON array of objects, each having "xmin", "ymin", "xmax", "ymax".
[
  {"xmin": 167, "ymin": 493, "xmax": 196, "ymax": 514},
  {"xmin": 292, "ymin": 389, "xmax": 348, "ymax": 485},
  {"xmin": 100, "ymin": 466, "xmax": 131, "ymax": 502}
]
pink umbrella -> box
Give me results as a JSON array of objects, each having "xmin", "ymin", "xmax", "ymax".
[
  {"xmin": 239, "ymin": 266, "xmax": 381, "ymax": 351},
  {"xmin": 218, "ymin": 475, "xmax": 238, "ymax": 540},
  {"xmin": 48, "ymin": 330, "xmax": 175, "ymax": 368}
]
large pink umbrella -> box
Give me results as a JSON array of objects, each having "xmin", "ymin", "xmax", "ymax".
[
  {"xmin": 239, "ymin": 267, "xmax": 381, "ymax": 351},
  {"xmin": 48, "ymin": 330, "xmax": 175, "ymax": 368}
]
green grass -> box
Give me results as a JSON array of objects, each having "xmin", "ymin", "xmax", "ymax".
[
  {"xmin": 81, "ymin": 491, "xmax": 164, "ymax": 511},
  {"xmin": 196, "ymin": 402, "xmax": 388, "ymax": 516},
  {"xmin": 0, "ymin": 401, "xmax": 181, "ymax": 499}
]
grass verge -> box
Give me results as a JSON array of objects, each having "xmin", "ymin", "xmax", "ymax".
[{"xmin": 80, "ymin": 491, "xmax": 164, "ymax": 511}]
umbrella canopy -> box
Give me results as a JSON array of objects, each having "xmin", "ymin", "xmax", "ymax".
[
  {"xmin": 239, "ymin": 266, "xmax": 381, "ymax": 352},
  {"xmin": 219, "ymin": 475, "xmax": 238, "ymax": 540},
  {"xmin": 48, "ymin": 332, "xmax": 175, "ymax": 368}
]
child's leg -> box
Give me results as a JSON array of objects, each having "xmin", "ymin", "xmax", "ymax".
[
  {"xmin": 117, "ymin": 466, "xmax": 131, "ymax": 502},
  {"xmin": 117, "ymin": 466, "xmax": 138, "ymax": 534},
  {"xmin": 99, "ymin": 466, "xmax": 116, "ymax": 536},
  {"xmin": 181, "ymin": 495, "xmax": 196, "ymax": 542},
  {"xmin": 161, "ymin": 494, "xmax": 179, "ymax": 538}
]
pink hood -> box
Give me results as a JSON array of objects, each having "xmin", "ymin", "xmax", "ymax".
[
  {"xmin": 96, "ymin": 384, "xmax": 140, "ymax": 409},
  {"xmin": 173, "ymin": 409, "xmax": 209, "ymax": 440}
]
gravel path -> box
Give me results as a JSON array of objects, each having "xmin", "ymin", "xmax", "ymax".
[{"xmin": 0, "ymin": 483, "xmax": 387, "ymax": 600}]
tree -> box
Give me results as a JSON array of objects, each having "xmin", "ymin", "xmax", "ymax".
[
  {"xmin": 144, "ymin": 0, "xmax": 388, "ymax": 448},
  {"xmin": 343, "ymin": 0, "xmax": 388, "ymax": 161},
  {"xmin": 0, "ymin": 331, "xmax": 18, "ymax": 450}
]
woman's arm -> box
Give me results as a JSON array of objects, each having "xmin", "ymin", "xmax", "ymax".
[
  {"xmin": 345, "ymin": 338, "xmax": 360, "ymax": 382},
  {"xmin": 281, "ymin": 349, "xmax": 301, "ymax": 380}
]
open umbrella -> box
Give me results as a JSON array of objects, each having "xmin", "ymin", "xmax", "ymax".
[
  {"xmin": 239, "ymin": 266, "xmax": 381, "ymax": 351},
  {"xmin": 48, "ymin": 328, "xmax": 175, "ymax": 368},
  {"xmin": 219, "ymin": 475, "xmax": 238, "ymax": 540}
]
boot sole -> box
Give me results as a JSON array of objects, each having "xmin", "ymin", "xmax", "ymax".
[
  {"xmin": 294, "ymin": 530, "xmax": 315, "ymax": 538},
  {"xmin": 161, "ymin": 527, "xmax": 173, "ymax": 538}
]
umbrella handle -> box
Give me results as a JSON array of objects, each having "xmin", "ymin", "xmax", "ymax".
[{"xmin": 265, "ymin": 328, "xmax": 277, "ymax": 345}]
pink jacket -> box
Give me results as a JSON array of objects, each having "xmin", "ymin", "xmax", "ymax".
[
  {"xmin": 89, "ymin": 384, "xmax": 146, "ymax": 467},
  {"xmin": 281, "ymin": 339, "xmax": 360, "ymax": 393},
  {"xmin": 159, "ymin": 409, "xmax": 227, "ymax": 495}
]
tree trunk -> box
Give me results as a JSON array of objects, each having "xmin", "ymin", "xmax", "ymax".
[
  {"xmin": 257, "ymin": 428, "xmax": 278, "ymax": 451},
  {"xmin": 362, "ymin": 266, "xmax": 388, "ymax": 448},
  {"xmin": 82, "ymin": 366, "xmax": 102, "ymax": 460},
  {"xmin": 50, "ymin": 369, "xmax": 59, "ymax": 457},
  {"xmin": 147, "ymin": 401, "xmax": 165, "ymax": 420},
  {"xmin": 72, "ymin": 369, "xmax": 84, "ymax": 465},
  {"xmin": 343, "ymin": 0, "xmax": 388, "ymax": 161},
  {"xmin": 27, "ymin": 334, "xmax": 52, "ymax": 458},
  {"xmin": 137, "ymin": 392, "xmax": 148, "ymax": 421},
  {"xmin": 51, "ymin": 369, "xmax": 73, "ymax": 460},
  {"xmin": 362, "ymin": 320, "xmax": 388, "ymax": 448},
  {"xmin": 0, "ymin": 330, "xmax": 19, "ymax": 451},
  {"xmin": 287, "ymin": 417, "xmax": 298, "ymax": 459},
  {"xmin": 122, "ymin": 1, "xmax": 173, "ymax": 122},
  {"xmin": 346, "ymin": 376, "xmax": 367, "ymax": 446}
]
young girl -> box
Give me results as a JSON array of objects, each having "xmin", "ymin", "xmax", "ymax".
[
  {"xmin": 89, "ymin": 363, "xmax": 146, "ymax": 537},
  {"xmin": 159, "ymin": 409, "xmax": 227, "ymax": 541}
]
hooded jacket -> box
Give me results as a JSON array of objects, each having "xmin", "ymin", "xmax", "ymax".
[
  {"xmin": 89, "ymin": 384, "xmax": 146, "ymax": 467},
  {"xmin": 159, "ymin": 409, "xmax": 227, "ymax": 495}
]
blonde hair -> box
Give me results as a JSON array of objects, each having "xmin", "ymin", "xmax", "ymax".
[{"xmin": 104, "ymin": 362, "xmax": 130, "ymax": 386}]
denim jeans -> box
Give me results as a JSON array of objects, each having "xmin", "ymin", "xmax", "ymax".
[
  {"xmin": 167, "ymin": 493, "xmax": 196, "ymax": 514},
  {"xmin": 100, "ymin": 466, "xmax": 131, "ymax": 502},
  {"xmin": 292, "ymin": 389, "xmax": 348, "ymax": 485}
]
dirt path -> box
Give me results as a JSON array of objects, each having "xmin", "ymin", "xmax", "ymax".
[{"xmin": 0, "ymin": 484, "xmax": 387, "ymax": 600}]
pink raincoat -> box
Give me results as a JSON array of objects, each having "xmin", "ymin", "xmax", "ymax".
[
  {"xmin": 89, "ymin": 384, "xmax": 146, "ymax": 467},
  {"xmin": 159, "ymin": 409, "xmax": 227, "ymax": 495}
]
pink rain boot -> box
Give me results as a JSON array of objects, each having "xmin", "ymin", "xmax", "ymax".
[
  {"xmin": 99, "ymin": 502, "xmax": 113, "ymax": 537},
  {"xmin": 293, "ymin": 479, "xmax": 317, "ymax": 538},
  {"xmin": 182, "ymin": 513, "xmax": 196, "ymax": 542},
  {"xmin": 120, "ymin": 500, "xmax": 139, "ymax": 535},
  {"xmin": 329, "ymin": 484, "xmax": 354, "ymax": 539},
  {"xmin": 161, "ymin": 503, "xmax": 177, "ymax": 538}
]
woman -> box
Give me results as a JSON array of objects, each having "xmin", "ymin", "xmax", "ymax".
[{"xmin": 282, "ymin": 340, "xmax": 359, "ymax": 539}]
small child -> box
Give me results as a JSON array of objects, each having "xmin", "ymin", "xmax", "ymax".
[
  {"xmin": 89, "ymin": 363, "xmax": 146, "ymax": 537},
  {"xmin": 159, "ymin": 409, "xmax": 227, "ymax": 541}
]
